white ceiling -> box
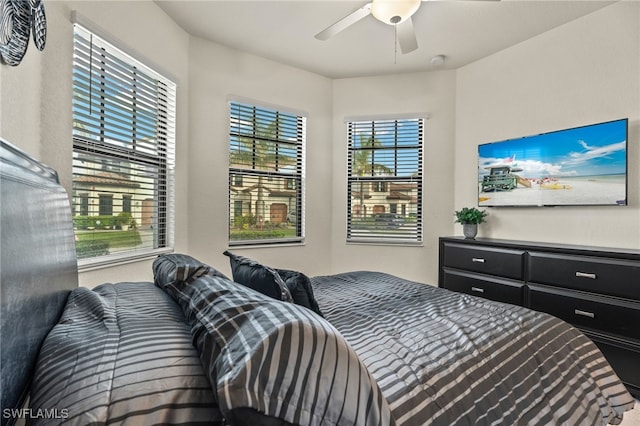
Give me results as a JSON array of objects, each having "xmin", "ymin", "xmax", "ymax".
[{"xmin": 155, "ymin": 0, "xmax": 614, "ymax": 79}]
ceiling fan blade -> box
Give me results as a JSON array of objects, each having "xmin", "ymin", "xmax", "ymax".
[
  {"xmin": 315, "ymin": 2, "xmax": 372, "ymax": 41},
  {"xmin": 397, "ymin": 17, "xmax": 418, "ymax": 54}
]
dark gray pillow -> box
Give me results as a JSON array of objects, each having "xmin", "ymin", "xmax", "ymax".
[
  {"xmin": 276, "ymin": 268, "xmax": 323, "ymax": 317},
  {"xmin": 223, "ymin": 251, "xmax": 292, "ymax": 302},
  {"xmin": 153, "ymin": 253, "xmax": 228, "ymax": 289}
]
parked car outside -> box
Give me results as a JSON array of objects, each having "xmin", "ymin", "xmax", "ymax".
[
  {"xmin": 373, "ymin": 213, "xmax": 404, "ymax": 228},
  {"xmin": 286, "ymin": 212, "xmax": 296, "ymax": 224}
]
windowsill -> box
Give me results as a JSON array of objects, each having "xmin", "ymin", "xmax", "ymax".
[
  {"xmin": 227, "ymin": 241, "xmax": 306, "ymax": 250},
  {"xmin": 346, "ymin": 240, "xmax": 424, "ymax": 247},
  {"xmin": 77, "ymin": 247, "xmax": 173, "ymax": 272}
]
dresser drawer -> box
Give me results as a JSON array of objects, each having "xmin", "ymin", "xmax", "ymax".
[
  {"xmin": 442, "ymin": 269, "xmax": 524, "ymax": 305},
  {"xmin": 442, "ymin": 243, "xmax": 524, "ymax": 280},
  {"xmin": 527, "ymin": 252, "xmax": 640, "ymax": 300},
  {"xmin": 528, "ymin": 284, "xmax": 640, "ymax": 341}
]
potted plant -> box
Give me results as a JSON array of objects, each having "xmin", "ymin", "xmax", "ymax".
[
  {"xmin": 117, "ymin": 212, "xmax": 133, "ymax": 231},
  {"xmin": 454, "ymin": 207, "xmax": 487, "ymax": 239}
]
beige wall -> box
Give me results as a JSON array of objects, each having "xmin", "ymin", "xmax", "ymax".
[
  {"xmin": 184, "ymin": 37, "xmax": 334, "ymax": 277},
  {"xmin": 455, "ymin": 1, "xmax": 640, "ymax": 249},
  {"xmin": 330, "ymin": 72, "xmax": 457, "ymax": 284},
  {"xmin": 1, "ymin": 1, "xmax": 638, "ymax": 288}
]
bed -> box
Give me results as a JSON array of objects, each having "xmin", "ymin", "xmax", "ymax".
[{"xmin": 1, "ymin": 138, "xmax": 635, "ymax": 425}]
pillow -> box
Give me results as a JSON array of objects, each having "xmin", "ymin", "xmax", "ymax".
[
  {"xmin": 223, "ymin": 251, "xmax": 292, "ymax": 303},
  {"xmin": 153, "ymin": 253, "xmax": 229, "ymax": 289},
  {"xmin": 276, "ymin": 268, "xmax": 323, "ymax": 317}
]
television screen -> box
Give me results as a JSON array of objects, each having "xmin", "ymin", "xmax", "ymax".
[{"xmin": 478, "ymin": 118, "xmax": 628, "ymax": 207}]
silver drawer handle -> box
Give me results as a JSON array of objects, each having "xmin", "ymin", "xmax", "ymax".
[
  {"xmin": 575, "ymin": 271, "xmax": 597, "ymax": 279},
  {"xmin": 574, "ymin": 309, "xmax": 595, "ymax": 318},
  {"xmin": 471, "ymin": 287, "xmax": 485, "ymax": 293},
  {"xmin": 472, "ymin": 258, "xmax": 485, "ymax": 263}
]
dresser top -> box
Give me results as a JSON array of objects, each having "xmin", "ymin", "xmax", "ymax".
[{"xmin": 439, "ymin": 236, "xmax": 640, "ymax": 260}]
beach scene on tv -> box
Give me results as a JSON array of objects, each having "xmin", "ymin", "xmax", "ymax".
[{"xmin": 478, "ymin": 119, "xmax": 627, "ymax": 207}]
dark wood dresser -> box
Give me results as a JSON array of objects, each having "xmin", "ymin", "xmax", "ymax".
[{"xmin": 438, "ymin": 236, "xmax": 640, "ymax": 398}]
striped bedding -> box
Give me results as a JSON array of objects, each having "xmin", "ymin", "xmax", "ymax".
[
  {"xmin": 29, "ymin": 268, "xmax": 635, "ymax": 426},
  {"xmin": 28, "ymin": 282, "xmax": 222, "ymax": 425},
  {"xmin": 311, "ymin": 271, "xmax": 636, "ymax": 426},
  {"xmin": 158, "ymin": 274, "xmax": 394, "ymax": 426}
]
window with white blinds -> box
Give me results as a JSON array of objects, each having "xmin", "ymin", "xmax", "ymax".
[
  {"xmin": 229, "ymin": 101, "xmax": 305, "ymax": 245},
  {"xmin": 347, "ymin": 118, "xmax": 423, "ymax": 243},
  {"xmin": 72, "ymin": 24, "xmax": 176, "ymax": 264}
]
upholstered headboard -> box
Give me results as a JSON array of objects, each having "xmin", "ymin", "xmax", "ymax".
[{"xmin": 0, "ymin": 139, "xmax": 78, "ymax": 424}]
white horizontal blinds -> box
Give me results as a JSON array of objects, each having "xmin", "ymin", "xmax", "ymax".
[
  {"xmin": 347, "ymin": 118, "xmax": 423, "ymax": 243},
  {"xmin": 229, "ymin": 101, "xmax": 305, "ymax": 245},
  {"xmin": 72, "ymin": 24, "xmax": 176, "ymax": 261}
]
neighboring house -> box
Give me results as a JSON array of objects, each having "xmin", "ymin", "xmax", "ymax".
[
  {"xmin": 72, "ymin": 161, "xmax": 151, "ymax": 229},
  {"xmin": 351, "ymin": 181, "xmax": 418, "ymax": 218},
  {"xmin": 385, "ymin": 182, "xmax": 418, "ymax": 216},
  {"xmin": 230, "ymin": 174, "xmax": 297, "ymax": 225}
]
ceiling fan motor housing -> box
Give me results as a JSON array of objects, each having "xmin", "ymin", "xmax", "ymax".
[{"xmin": 371, "ymin": 0, "xmax": 421, "ymax": 25}]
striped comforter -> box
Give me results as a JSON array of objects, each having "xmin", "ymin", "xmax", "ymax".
[
  {"xmin": 28, "ymin": 282, "xmax": 222, "ymax": 425},
  {"xmin": 311, "ymin": 271, "xmax": 635, "ymax": 426}
]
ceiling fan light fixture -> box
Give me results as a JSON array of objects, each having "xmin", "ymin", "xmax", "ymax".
[{"xmin": 371, "ymin": 0, "xmax": 421, "ymax": 25}]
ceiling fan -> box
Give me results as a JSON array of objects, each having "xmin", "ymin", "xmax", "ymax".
[
  {"xmin": 315, "ymin": 0, "xmax": 421, "ymax": 54},
  {"xmin": 315, "ymin": 0, "xmax": 497, "ymax": 55}
]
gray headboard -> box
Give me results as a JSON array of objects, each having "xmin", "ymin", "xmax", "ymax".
[{"xmin": 0, "ymin": 139, "xmax": 78, "ymax": 424}]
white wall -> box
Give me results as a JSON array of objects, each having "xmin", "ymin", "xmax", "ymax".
[
  {"xmin": 455, "ymin": 1, "xmax": 640, "ymax": 249},
  {"xmin": 330, "ymin": 71, "xmax": 457, "ymax": 284},
  {"xmin": 185, "ymin": 37, "xmax": 334, "ymax": 277}
]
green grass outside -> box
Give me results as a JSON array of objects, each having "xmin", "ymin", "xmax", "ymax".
[
  {"xmin": 76, "ymin": 230, "xmax": 142, "ymax": 248},
  {"xmin": 229, "ymin": 227, "xmax": 298, "ymax": 240}
]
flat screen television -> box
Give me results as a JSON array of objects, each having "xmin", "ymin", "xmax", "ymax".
[{"xmin": 478, "ymin": 118, "xmax": 628, "ymax": 207}]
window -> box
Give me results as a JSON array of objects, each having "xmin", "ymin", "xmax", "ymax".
[
  {"xmin": 98, "ymin": 194, "xmax": 113, "ymax": 216},
  {"xmin": 232, "ymin": 174, "xmax": 243, "ymax": 187},
  {"xmin": 372, "ymin": 181, "xmax": 388, "ymax": 192},
  {"xmin": 78, "ymin": 193, "xmax": 89, "ymax": 216},
  {"xmin": 286, "ymin": 178, "xmax": 296, "ymax": 190},
  {"xmin": 72, "ymin": 24, "xmax": 176, "ymax": 263},
  {"xmin": 122, "ymin": 195, "xmax": 132, "ymax": 213},
  {"xmin": 347, "ymin": 117, "xmax": 423, "ymax": 243},
  {"xmin": 228, "ymin": 101, "xmax": 305, "ymax": 245}
]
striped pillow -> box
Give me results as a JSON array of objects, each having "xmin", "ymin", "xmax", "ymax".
[
  {"xmin": 153, "ymin": 253, "xmax": 228, "ymax": 288},
  {"xmin": 160, "ymin": 273, "xmax": 394, "ymax": 426}
]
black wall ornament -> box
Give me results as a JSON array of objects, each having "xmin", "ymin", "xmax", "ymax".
[{"xmin": 0, "ymin": 0, "xmax": 46, "ymax": 66}]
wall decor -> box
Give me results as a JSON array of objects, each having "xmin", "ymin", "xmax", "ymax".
[{"xmin": 0, "ymin": 0, "xmax": 46, "ymax": 66}]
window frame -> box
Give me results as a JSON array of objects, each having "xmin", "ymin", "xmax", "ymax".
[
  {"xmin": 346, "ymin": 116, "xmax": 424, "ymax": 245},
  {"xmin": 71, "ymin": 24, "xmax": 176, "ymax": 268},
  {"xmin": 228, "ymin": 99, "xmax": 306, "ymax": 247}
]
